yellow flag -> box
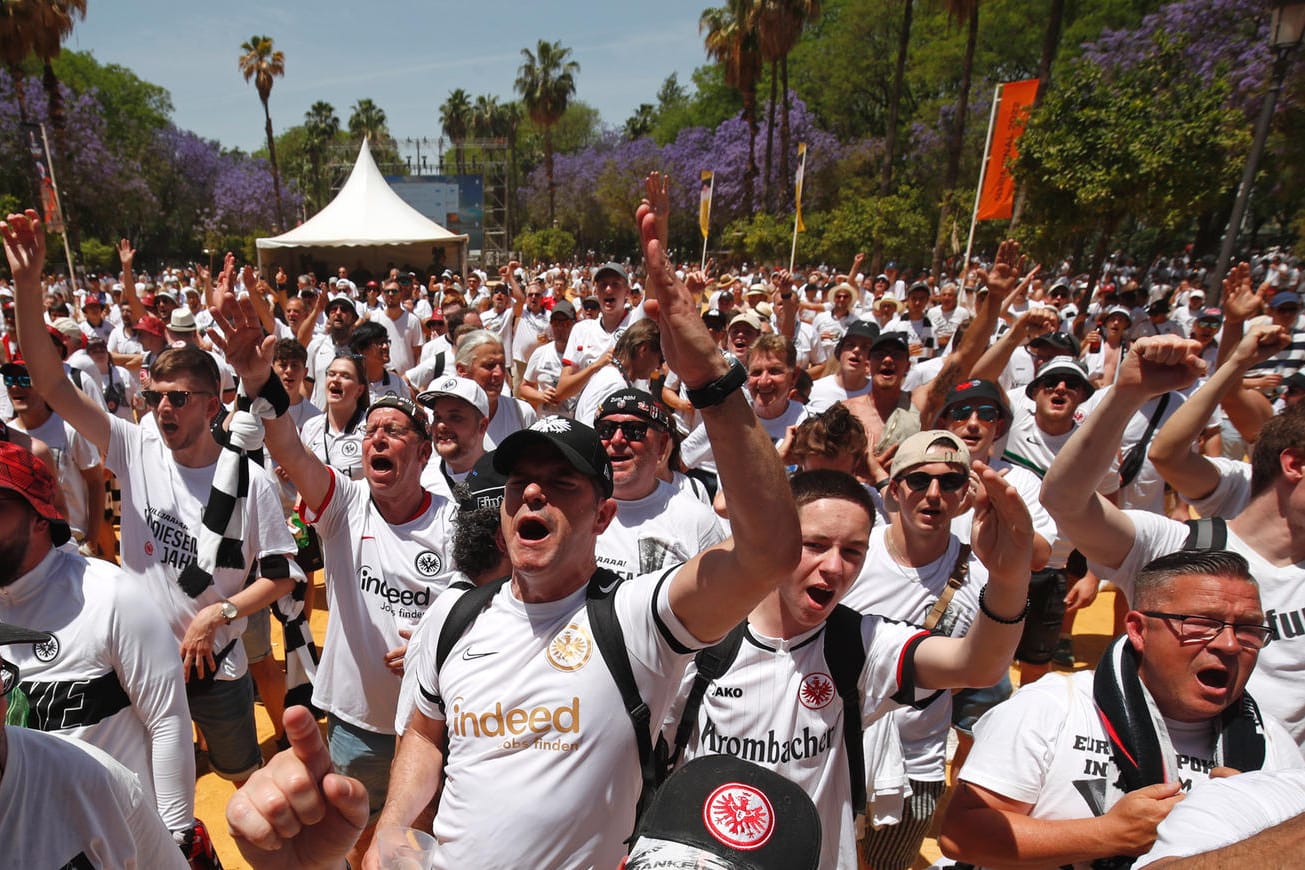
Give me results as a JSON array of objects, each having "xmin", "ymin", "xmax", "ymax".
[
  {"xmin": 699, "ymin": 170, "xmax": 714, "ymax": 240},
  {"xmin": 794, "ymin": 143, "xmax": 808, "ymax": 233}
]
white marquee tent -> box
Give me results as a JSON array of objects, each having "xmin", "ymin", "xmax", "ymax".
[{"xmin": 256, "ymin": 141, "xmax": 467, "ymax": 277}]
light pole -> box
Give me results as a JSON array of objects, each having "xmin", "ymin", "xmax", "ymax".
[{"xmin": 1209, "ymin": 0, "xmax": 1305, "ymax": 300}]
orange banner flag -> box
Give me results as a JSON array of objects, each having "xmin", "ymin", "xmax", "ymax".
[{"xmin": 976, "ymin": 78, "xmax": 1039, "ymax": 221}]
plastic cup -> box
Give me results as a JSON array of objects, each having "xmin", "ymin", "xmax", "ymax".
[{"xmin": 375, "ymin": 826, "xmax": 438, "ymax": 870}]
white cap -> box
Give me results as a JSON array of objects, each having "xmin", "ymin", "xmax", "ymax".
[{"xmin": 417, "ymin": 376, "xmax": 489, "ymax": 418}]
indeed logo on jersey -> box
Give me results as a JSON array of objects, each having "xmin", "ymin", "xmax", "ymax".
[
  {"xmin": 359, "ymin": 565, "xmax": 430, "ymax": 621},
  {"xmin": 700, "ymin": 716, "xmax": 835, "ymax": 766},
  {"xmin": 447, "ymin": 695, "xmax": 582, "ymax": 752}
]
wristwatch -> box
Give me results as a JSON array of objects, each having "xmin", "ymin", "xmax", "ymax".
[
  {"xmin": 219, "ymin": 601, "xmax": 239, "ymax": 624},
  {"xmin": 686, "ymin": 356, "xmax": 747, "ymax": 409}
]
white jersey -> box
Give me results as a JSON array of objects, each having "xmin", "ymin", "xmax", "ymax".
[
  {"xmin": 375, "ymin": 309, "xmax": 423, "ymax": 373},
  {"xmin": 368, "ymin": 370, "xmax": 412, "ymax": 405},
  {"xmin": 523, "ymin": 342, "xmax": 576, "ymax": 418},
  {"xmin": 484, "ymin": 396, "xmax": 537, "ymax": 450},
  {"xmin": 1097, "ymin": 510, "xmax": 1305, "ymax": 746},
  {"xmin": 573, "ymin": 365, "xmax": 628, "ymax": 428},
  {"xmin": 305, "ymin": 470, "xmax": 458, "ymax": 734},
  {"xmin": 105, "ymin": 413, "xmax": 297, "ymax": 682},
  {"xmin": 667, "ymin": 615, "xmax": 933, "ymax": 870},
  {"xmin": 842, "ymin": 528, "xmax": 986, "ymax": 781},
  {"xmin": 562, "ymin": 309, "xmax": 643, "ymax": 372},
  {"xmin": 9, "ymin": 412, "xmax": 99, "ymax": 538},
  {"xmin": 481, "ymin": 305, "xmax": 515, "ymax": 350},
  {"xmin": 806, "ymin": 375, "xmax": 871, "ymax": 414},
  {"xmin": 0, "ymin": 548, "xmax": 194, "ymax": 831},
  {"xmin": 951, "ymin": 459, "xmax": 1059, "ymax": 556},
  {"xmin": 0, "ymin": 727, "xmax": 187, "ymax": 869},
  {"xmin": 300, "ymin": 413, "xmax": 365, "ymax": 481},
  {"xmin": 410, "ymin": 567, "xmax": 703, "ymax": 870},
  {"xmin": 960, "ymin": 670, "xmax": 1304, "ymax": 870},
  {"xmin": 679, "ymin": 400, "xmax": 807, "ymax": 474},
  {"xmin": 1137, "ymin": 768, "xmax": 1305, "ymax": 867},
  {"xmin": 596, "ymin": 480, "xmax": 726, "ymax": 581},
  {"xmin": 1185, "ymin": 456, "xmax": 1251, "ymax": 517},
  {"xmin": 306, "ymin": 333, "xmax": 347, "ymax": 410}
]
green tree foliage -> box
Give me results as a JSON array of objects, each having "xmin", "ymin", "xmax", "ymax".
[
  {"xmin": 237, "ymin": 34, "xmax": 286, "ymax": 228},
  {"xmin": 515, "ymin": 226, "xmax": 576, "ymax": 263},
  {"xmin": 515, "ymin": 39, "xmax": 580, "ymax": 224}
]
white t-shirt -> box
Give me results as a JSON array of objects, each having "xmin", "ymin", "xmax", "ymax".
[
  {"xmin": 562, "ymin": 309, "xmax": 644, "ymax": 372},
  {"xmin": 409, "ymin": 568, "xmax": 704, "ymax": 870},
  {"xmin": 596, "ymin": 480, "xmax": 726, "ymax": 581},
  {"xmin": 573, "ymin": 365, "xmax": 629, "ymax": 429},
  {"xmin": 523, "ymin": 342, "xmax": 575, "ymax": 418},
  {"xmin": 811, "ymin": 310, "xmax": 858, "ymax": 356},
  {"xmin": 484, "ymin": 396, "xmax": 537, "ymax": 450},
  {"xmin": 305, "ymin": 333, "xmax": 347, "ymax": 410},
  {"xmin": 299, "ymin": 413, "xmax": 365, "ymax": 481},
  {"xmin": 842, "ymin": 528, "xmax": 986, "ymax": 781},
  {"xmin": 667, "ymin": 615, "xmax": 933, "ymax": 870},
  {"xmin": 304, "ymin": 470, "xmax": 458, "ymax": 734},
  {"xmin": 513, "ymin": 307, "xmax": 553, "ymax": 367},
  {"xmin": 375, "ymin": 309, "xmax": 423, "ymax": 373},
  {"xmin": 481, "ymin": 305, "xmax": 516, "ymax": 351},
  {"xmin": 0, "ymin": 727, "xmax": 187, "ymax": 869},
  {"xmin": 960, "ymin": 670, "xmax": 1304, "ymax": 870},
  {"xmin": 1185, "ymin": 456, "xmax": 1251, "ymax": 517},
  {"xmin": 368, "ymin": 370, "xmax": 412, "ymax": 404},
  {"xmin": 679, "ymin": 399, "xmax": 808, "ymax": 474},
  {"xmin": 806, "ymin": 375, "xmax": 871, "ymax": 414},
  {"xmin": 105, "ymin": 413, "xmax": 297, "ymax": 681},
  {"xmin": 1098, "ymin": 510, "xmax": 1305, "ymax": 746},
  {"xmin": 1136, "ymin": 768, "xmax": 1305, "ymax": 867},
  {"xmin": 951, "ymin": 459, "xmax": 1058, "ymax": 556},
  {"xmin": 9, "ymin": 413, "xmax": 99, "ymax": 538}
]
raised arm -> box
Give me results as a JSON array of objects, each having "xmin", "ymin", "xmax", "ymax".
[
  {"xmin": 1149, "ymin": 323, "xmax": 1288, "ymax": 500},
  {"xmin": 117, "ymin": 238, "xmax": 147, "ymax": 326},
  {"xmin": 1, "ymin": 211, "xmax": 111, "ymax": 454},
  {"xmin": 1041, "ymin": 336, "xmax": 1205, "ymax": 571},
  {"xmin": 637, "ymin": 182, "xmax": 800, "ymax": 643},
  {"xmin": 297, "ymin": 285, "xmax": 327, "ymax": 349}
]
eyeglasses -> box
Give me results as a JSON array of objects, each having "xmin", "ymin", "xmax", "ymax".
[
  {"xmin": 0, "ymin": 658, "xmax": 18, "ymax": 695},
  {"xmin": 898, "ymin": 471, "xmax": 969, "ymax": 493},
  {"xmin": 3, "ymin": 374, "xmax": 31, "ymax": 388},
  {"xmin": 595, "ymin": 420, "xmax": 652, "ymax": 443},
  {"xmin": 385, "ymin": 287, "xmax": 404, "ymax": 295},
  {"xmin": 1032, "ymin": 377, "xmax": 1088, "ymax": 393},
  {"xmin": 142, "ymin": 389, "xmax": 212, "ymax": 408},
  {"xmin": 367, "ymin": 340, "xmax": 392, "ymax": 349},
  {"xmin": 363, "ymin": 422, "xmax": 419, "ymax": 440},
  {"xmin": 1142, "ymin": 611, "xmax": 1273, "ymax": 650},
  {"xmin": 944, "ymin": 404, "xmax": 1001, "ymax": 423}
]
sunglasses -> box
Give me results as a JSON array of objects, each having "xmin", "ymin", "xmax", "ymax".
[
  {"xmin": 1032, "ymin": 376, "xmax": 1088, "ymax": 393},
  {"xmin": 3, "ymin": 373, "xmax": 31, "ymax": 388},
  {"xmin": 141, "ymin": 389, "xmax": 213, "ymax": 408},
  {"xmin": 595, "ymin": 420, "xmax": 652, "ymax": 443},
  {"xmin": 898, "ymin": 471, "xmax": 969, "ymax": 493},
  {"xmin": 945, "ymin": 404, "xmax": 1001, "ymax": 423}
]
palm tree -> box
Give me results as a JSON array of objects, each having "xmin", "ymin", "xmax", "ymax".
[
  {"xmin": 440, "ymin": 89, "xmax": 473, "ymax": 174},
  {"xmin": 348, "ymin": 98, "xmax": 389, "ymax": 143},
  {"xmin": 304, "ymin": 100, "xmax": 340, "ymax": 211},
  {"xmin": 702, "ymin": 1, "xmax": 762, "ymax": 215},
  {"xmin": 756, "ymin": 0, "xmax": 821, "ymax": 210},
  {"xmin": 515, "ymin": 39, "xmax": 580, "ymax": 224},
  {"xmin": 931, "ymin": 0, "xmax": 980, "ymax": 281},
  {"xmin": 881, "ymin": 0, "xmax": 913, "ymax": 197},
  {"xmin": 238, "ymin": 34, "xmax": 286, "ymax": 228}
]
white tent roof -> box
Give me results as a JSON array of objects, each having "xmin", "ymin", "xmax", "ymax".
[{"xmin": 257, "ymin": 141, "xmax": 468, "ymax": 249}]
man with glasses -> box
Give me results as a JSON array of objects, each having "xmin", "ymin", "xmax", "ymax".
[
  {"xmin": 942, "ymin": 549, "xmax": 1303, "ymax": 869},
  {"xmin": 1043, "ymin": 334, "xmax": 1305, "ymax": 749},
  {"xmin": 1245, "ymin": 290, "xmax": 1305, "ymax": 396},
  {"xmin": 373, "ymin": 277, "xmax": 422, "ymax": 375},
  {"xmin": 307, "ymin": 295, "xmax": 360, "ymax": 409},
  {"xmin": 214, "ymin": 288, "xmax": 459, "ymax": 866},
  {"xmin": 592, "ymin": 388, "xmax": 724, "ymax": 581},
  {"xmin": 510, "ymin": 271, "xmax": 552, "ymax": 386},
  {"xmin": 349, "ymin": 321, "xmax": 412, "ymax": 403}
]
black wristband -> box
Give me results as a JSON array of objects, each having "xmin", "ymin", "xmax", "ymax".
[
  {"xmin": 873, "ymin": 479, "xmax": 890, "ymax": 492},
  {"xmin": 978, "ymin": 585, "xmax": 1030, "ymax": 624},
  {"xmin": 685, "ymin": 356, "xmax": 747, "ymax": 409}
]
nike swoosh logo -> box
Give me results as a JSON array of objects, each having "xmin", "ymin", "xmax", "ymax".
[
  {"xmin": 461, "ymin": 649, "xmax": 498, "ymax": 660},
  {"xmin": 598, "ymin": 578, "xmax": 621, "ymax": 594}
]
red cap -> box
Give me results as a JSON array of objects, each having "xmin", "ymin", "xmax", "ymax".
[
  {"xmin": 134, "ymin": 315, "xmax": 165, "ymax": 338},
  {"xmin": 0, "ymin": 441, "xmax": 70, "ymax": 545}
]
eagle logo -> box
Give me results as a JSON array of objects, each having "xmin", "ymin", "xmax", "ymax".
[
  {"xmin": 799, "ymin": 673, "xmax": 835, "ymax": 709},
  {"xmin": 32, "ymin": 635, "xmax": 59, "ymax": 663},
  {"xmin": 414, "ymin": 550, "xmax": 442, "ymax": 578},
  {"xmin": 545, "ymin": 622, "xmax": 592, "ymax": 671},
  {"xmin": 532, "ymin": 416, "xmax": 573, "ymax": 434},
  {"xmin": 703, "ymin": 782, "xmax": 775, "ymax": 849}
]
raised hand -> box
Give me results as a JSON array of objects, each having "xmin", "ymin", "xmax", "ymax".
[
  {"xmin": 226, "ymin": 706, "xmax": 369, "ymax": 870},
  {"xmin": 969, "ymin": 461, "xmax": 1034, "ymax": 585},
  {"xmin": 1, "ymin": 210, "xmax": 47, "ymax": 285},
  {"xmin": 979, "ymin": 239, "xmax": 1026, "ymax": 302},
  {"xmin": 1222, "ymin": 263, "xmax": 1261, "ymax": 323},
  {"xmin": 208, "ymin": 288, "xmax": 276, "ymax": 395},
  {"xmin": 116, "ymin": 238, "xmax": 135, "ymax": 269},
  {"xmin": 1231, "ymin": 321, "xmax": 1291, "ymax": 368},
  {"xmin": 643, "ymin": 171, "xmax": 671, "ymax": 256},
  {"xmin": 1116, "ymin": 335, "xmax": 1206, "ymax": 399}
]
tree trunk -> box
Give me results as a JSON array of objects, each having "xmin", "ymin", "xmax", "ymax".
[
  {"xmin": 881, "ymin": 0, "xmax": 913, "ymax": 197},
  {"xmin": 545, "ymin": 125, "xmax": 556, "ymax": 225},
  {"xmin": 42, "ymin": 62, "xmax": 80, "ymax": 266},
  {"xmin": 780, "ymin": 56, "xmax": 792, "ymax": 211},
  {"xmin": 262, "ymin": 97, "xmax": 285, "ymax": 231},
  {"xmin": 931, "ymin": 5, "xmax": 978, "ymax": 281},
  {"xmin": 1010, "ymin": 0, "xmax": 1065, "ymax": 230},
  {"xmin": 764, "ymin": 61, "xmax": 778, "ymax": 212},
  {"xmin": 743, "ymin": 90, "xmax": 758, "ymax": 217},
  {"xmin": 8, "ymin": 69, "xmax": 43, "ymax": 211}
]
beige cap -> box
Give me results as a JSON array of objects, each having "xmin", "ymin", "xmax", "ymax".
[{"xmin": 889, "ymin": 430, "xmax": 971, "ymax": 478}]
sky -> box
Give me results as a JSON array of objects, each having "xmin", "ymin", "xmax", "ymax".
[{"xmin": 67, "ymin": 0, "xmax": 714, "ymax": 162}]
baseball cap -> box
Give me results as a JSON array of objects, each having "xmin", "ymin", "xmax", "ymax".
[
  {"xmin": 167, "ymin": 310, "xmax": 198, "ymax": 333},
  {"xmin": 1102, "ymin": 305, "xmax": 1134, "ymax": 323},
  {"xmin": 134, "ymin": 315, "xmax": 166, "ymax": 338},
  {"xmin": 494, "ymin": 417, "xmax": 614, "ymax": 498},
  {"xmin": 627, "ymin": 755, "xmax": 820, "ymax": 870},
  {"xmin": 366, "ymin": 395, "xmax": 431, "ymax": 439},
  {"xmin": 424, "ymin": 309, "xmax": 445, "ymax": 327},
  {"xmin": 597, "ymin": 387, "xmax": 672, "ymax": 431},
  {"xmin": 1196, "ymin": 306, "xmax": 1224, "ymax": 324},
  {"xmin": 728, "ymin": 311, "xmax": 764, "ymax": 333},
  {"xmin": 907, "ymin": 281, "xmax": 931, "ymax": 297},
  {"xmin": 1271, "ymin": 291, "xmax": 1301, "ymax": 309},
  {"xmin": 550, "ymin": 300, "xmax": 576, "ymax": 321},
  {"xmin": 702, "ymin": 309, "xmax": 728, "ymax": 330},
  {"xmin": 937, "ymin": 379, "xmax": 1010, "ymax": 425},
  {"xmin": 870, "ymin": 331, "xmax": 911, "ymax": 355},
  {"xmin": 325, "ymin": 296, "xmax": 356, "ymax": 315},
  {"xmin": 1147, "ymin": 299, "xmax": 1171, "ymax": 316},
  {"xmin": 1027, "ymin": 331, "xmax": 1081, "ymax": 357},
  {"xmin": 594, "ymin": 262, "xmax": 629, "ymax": 285},
  {"xmin": 890, "ymin": 430, "xmax": 971, "ymax": 478},
  {"xmin": 49, "ymin": 317, "xmax": 81, "ymax": 343},
  {"xmin": 0, "ymin": 441, "xmax": 71, "ymax": 546},
  {"xmin": 581, "ymin": 297, "xmax": 600, "ymax": 312},
  {"xmin": 834, "ymin": 320, "xmax": 881, "ymax": 357},
  {"xmin": 1188, "ymin": 288, "xmax": 1205, "ymax": 299},
  {"xmin": 417, "ymin": 376, "xmax": 489, "ymax": 418},
  {"xmin": 1027, "ymin": 357, "xmax": 1094, "ymax": 397},
  {"xmin": 457, "ymin": 451, "xmax": 508, "ymax": 512}
]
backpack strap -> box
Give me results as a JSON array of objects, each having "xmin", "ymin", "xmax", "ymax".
[
  {"xmin": 586, "ymin": 566, "xmax": 672, "ymax": 833},
  {"xmin": 663, "ymin": 621, "xmax": 748, "ymax": 776},
  {"xmin": 922, "ymin": 544, "xmax": 971, "ymax": 632},
  {"xmin": 434, "ymin": 577, "xmax": 508, "ymax": 678},
  {"xmin": 824, "ymin": 604, "xmax": 870, "ymax": 816},
  {"xmin": 1183, "ymin": 517, "xmax": 1228, "ymax": 551}
]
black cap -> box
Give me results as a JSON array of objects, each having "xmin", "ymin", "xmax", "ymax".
[
  {"xmin": 628, "ymin": 755, "xmax": 821, "ymax": 870},
  {"xmin": 597, "ymin": 388, "xmax": 672, "ymax": 431},
  {"xmin": 366, "ymin": 395, "xmax": 431, "ymax": 439},
  {"xmin": 0, "ymin": 619, "xmax": 52, "ymax": 648},
  {"xmin": 550, "ymin": 300, "xmax": 576, "ymax": 321},
  {"xmin": 834, "ymin": 320, "xmax": 880, "ymax": 357},
  {"xmin": 594, "ymin": 262, "xmax": 629, "ymax": 284},
  {"xmin": 937, "ymin": 379, "xmax": 1011, "ymax": 424},
  {"xmin": 494, "ymin": 417, "xmax": 614, "ymax": 498},
  {"xmin": 702, "ymin": 309, "xmax": 728, "ymax": 329},
  {"xmin": 870, "ymin": 332, "xmax": 911, "ymax": 355},
  {"xmin": 1027, "ymin": 357, "xmax": 1094, "ymax": 397},
  {"xmin": 458, "ymin": 451, "xmax": 508, "ymax": 512},
  {"xmin": 1027, "ymin": 331, "xmax": 1080, "ymax": 357}
]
